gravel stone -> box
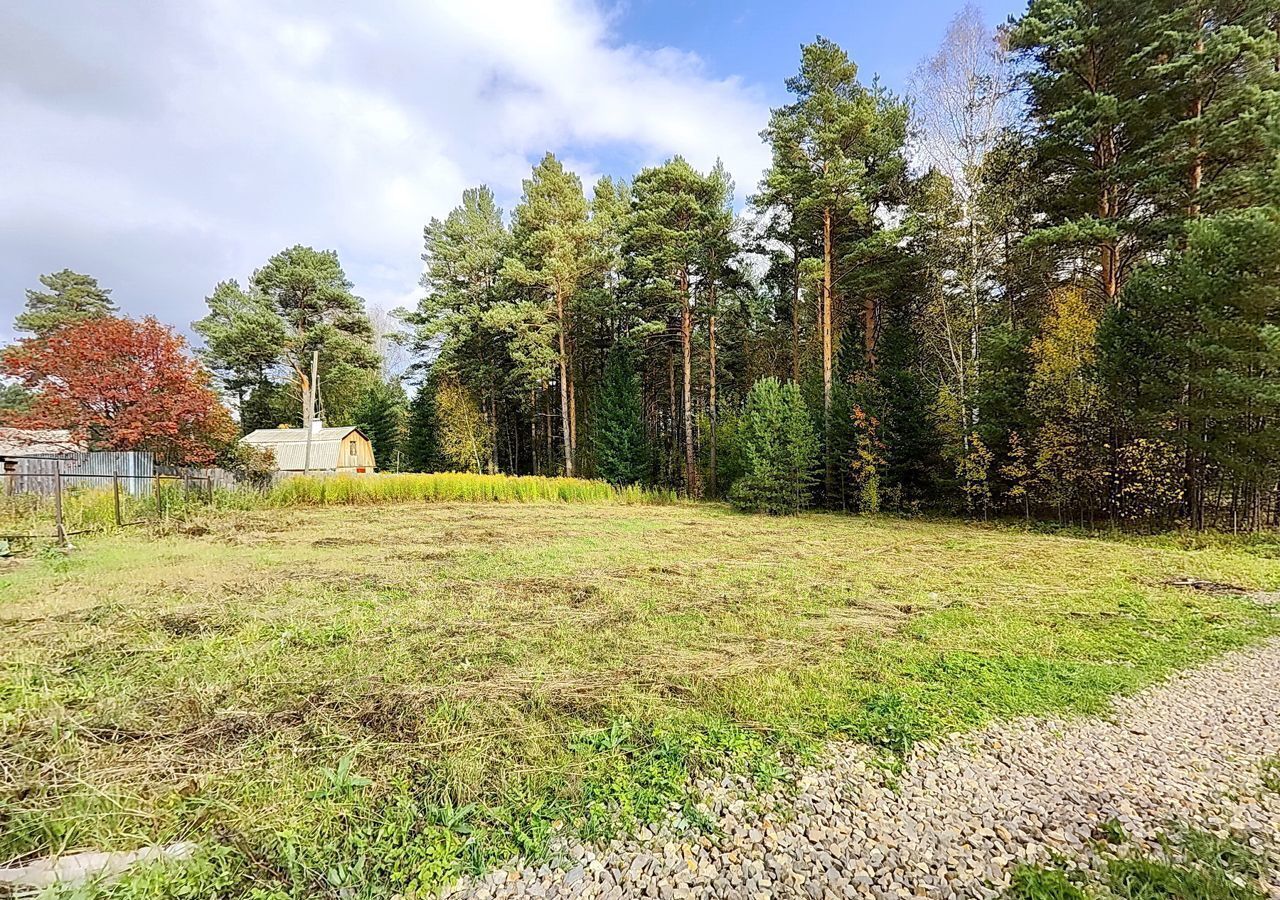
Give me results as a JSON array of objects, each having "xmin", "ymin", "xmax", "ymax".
[{"xmin": 447, "ymin": 639, "xmax": 1280, "ymax": 898}]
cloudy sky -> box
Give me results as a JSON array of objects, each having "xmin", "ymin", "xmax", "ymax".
[{"xmin": 0, "ymin": 0, "xmax": 1020, "ymax": 343}]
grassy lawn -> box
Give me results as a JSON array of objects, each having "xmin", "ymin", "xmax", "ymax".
[{"xmin": 2, "ymin": 502, "xmax": 1277, "ymax": 897}]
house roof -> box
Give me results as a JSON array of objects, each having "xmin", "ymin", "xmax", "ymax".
[
  {"xmin": 240, "ymin": 425, "xmax": 369, "ymax": 471},
  {"xmin": 0, "ymin": 428, "xmax": 85, "ymax": 458}
]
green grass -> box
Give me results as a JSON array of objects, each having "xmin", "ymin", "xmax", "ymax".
[
  {"xmin": 1010, "ymin": 828, "xmax": 1273, "ymax": 899},
  {"xmin": 1008, "ymin": 865, "xmax": 1091, "ymax": 899},
  {"xmin": 1, "ymin": 503, "xmax": 1277, "ymax": 898}
]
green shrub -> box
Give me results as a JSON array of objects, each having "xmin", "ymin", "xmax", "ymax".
[{"xmin": 729, "ymin": 377, "xmax": 818, "ymax": 515}]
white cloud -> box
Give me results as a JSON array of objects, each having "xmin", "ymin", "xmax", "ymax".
[{"xmin": 0, "ymin": 0, "xmax": 770, "ymax": 340}]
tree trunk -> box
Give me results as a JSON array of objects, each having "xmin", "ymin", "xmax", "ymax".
[
  {"xmin": 1188, "ymin": 26, "xmax": 1205, "ymax": 219},
  {"xmin": 863, "ymin": 296, "xmax": 877, "ymax": 367},
  {"xmin": 568, "ymin": 341, "xmax": 578, "ymax": 457},
  {"xmin": 822, "ymin": 205, "xmax": 835, "ymax": 501},
  {"xmin": 681, "ymin": 270, "xmax": 698, "ymax": 497},
  {"xmin": 822, "ymin": 206, "xmax": 834, "ymax": 416},
  {"xmin": 1096, "ymin": 125, "xmax": 1120, "ymax": 301},
  {"xmin": 708, "ymin": 287, "xmax": 718, "ymax": 498},
  {"xmin": 556, "ymin": 291, "xmax": 573, "ymax": 476},
  {"xmin": 791, "ymin": 249, "xmax": 802, "ymax": 382}
]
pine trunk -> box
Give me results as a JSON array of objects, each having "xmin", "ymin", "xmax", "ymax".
[
  {"xmin": 822, "ymin": 207, "xmax": 834, "ymax": 415},
  {"xmin": 556, "ymin": 291, "xmax": 573, "ymax": 476},
  {"xmin": 822, "ymin": 205, "xmax": 835, "ymax": 501},
  {"xmin": 708, "ymin": 292, "xmax": 718, "ymax": 498},
  {"xmin": 681, "ymin": 270, "xmax": 697, "ymax": 497},
  {"xmin": 791, "ymin": 248, "xmax": 802, "ymax": 382},
  {"xmin": 1188, "ymin": 27, "xmax": 1205, "ymax": 219},
  {"xmin": 863, "ymin": 296, "xmax": 876, "ymax": 366}
]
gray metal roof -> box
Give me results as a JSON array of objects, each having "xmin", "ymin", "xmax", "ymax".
[{"xmin": 241, "ymin": 426, "xmax": 367, "ymax": 471}]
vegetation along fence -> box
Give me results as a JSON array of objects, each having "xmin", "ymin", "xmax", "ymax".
[{"xmin": 1, "ymin": 452, "xmax": 217, "ymax": 546}]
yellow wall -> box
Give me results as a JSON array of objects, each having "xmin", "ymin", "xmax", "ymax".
[{"xmin": 337, "ymin": 433, "xmax": 377, "ymax": 470}]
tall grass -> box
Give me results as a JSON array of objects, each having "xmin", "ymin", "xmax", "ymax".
[
  {"xmin": 0, "ymin": 474, "xmax": 672, "ymax": 544},
  {"xmin": 259, "ymin": 472, "xmax": 676, "ymax": 507}
]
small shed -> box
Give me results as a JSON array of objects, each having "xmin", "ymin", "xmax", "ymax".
[{"xmin": 240, "ymin": 423, "xmax": 376, "ymax": 475}]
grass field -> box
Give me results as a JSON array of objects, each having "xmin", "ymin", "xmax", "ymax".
[{"xmin": 2, "ymin": 502, "xmax": 1278, "ymax": 897}]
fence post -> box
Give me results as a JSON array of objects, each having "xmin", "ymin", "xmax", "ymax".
[
  {"xmin": 53, "ymin": 462, "xmax": 67, "ymax": 547},
  {"xmin": 113, "ymin": 469, "xmax": 123, "ymax": 527},
  {"xmin": 155, "ymin": 472, "xmax": 163, "ymax": 520}
]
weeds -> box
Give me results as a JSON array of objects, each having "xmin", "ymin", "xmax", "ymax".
[
  {"xmin": 1007, "ymin": 827, "xmax": 1274, "ymax": 900},
  {"xmin": 1260, "ymin": 756, "xmax": 1280, "ymax": 794},
  {"xmin": 1007, "ymin": 865, "xmax": 1090, "ymax": 899},
  {"xmin": 258, "ymin": 472, "xmax": 676, "ymax": 508}
]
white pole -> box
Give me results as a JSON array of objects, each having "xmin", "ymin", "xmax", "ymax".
[{"xmin": 303, "ymin": 350, "xmax": 318, "ymax": 477}]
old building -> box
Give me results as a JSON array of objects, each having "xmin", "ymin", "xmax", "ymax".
[{"xmin": 240, "ymin": 423, "xmax": 375, "ymax": 476}]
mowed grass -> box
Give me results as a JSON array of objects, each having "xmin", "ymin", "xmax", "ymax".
[{"xmin": 1, "ymin": 503, "xmax": 1277, "ymax": 897}]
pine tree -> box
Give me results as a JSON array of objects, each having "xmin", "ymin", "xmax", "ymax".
[
  {"xmin": 504, "ymin": 154, "xmax": 600, "ymax": 477},
  {"xmin": 761, "ymin": 38, "xmax": 909, "ymax": 498},
  {"xmin": 1142, "ymin": 0, "xmax": 1280, "ymax": 230},
  {"xmin": 623, "ymin": 157, "xmax": 723, "ymax": 496},
  {"xmin": 250, "ymin": 246, "xmax": 380, "ymax": 426},
  {"xmin": 1008, "ymin": 0, "xmax": 1158, "ymax": 302},
  {"xmin": 193, "ymin": 280, "xmax": 287, "ymax": 426},
  {"xmin": 15, "ymin": 269, "xmax": 117, "ymax": 336}
]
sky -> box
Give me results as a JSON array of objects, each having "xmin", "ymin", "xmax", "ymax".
[{"xmin": 0, "ymin": 0, "xmax": 1024, "ymax": 345}]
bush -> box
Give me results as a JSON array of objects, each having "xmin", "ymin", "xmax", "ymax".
[
  {"xmin": 729, "ymin": 377, "xmax": 818, "ymax": 515},
  {"xmin": 223, "ymin": 443, "xmax": 276, "ymax": 489}
]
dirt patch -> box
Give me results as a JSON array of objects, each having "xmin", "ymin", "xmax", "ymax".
[
  {"xmin": 152, "ymin": 608, "xmax": 226, "ymax": 637},
  {"xmin": 1166, "ymin": 577, "xmax": 1249, "ymax": 594}
]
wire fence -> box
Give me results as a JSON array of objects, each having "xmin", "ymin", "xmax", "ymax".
[{"xmin": 0, "ymin": 462, "xmax": 216, "ymax": 546}]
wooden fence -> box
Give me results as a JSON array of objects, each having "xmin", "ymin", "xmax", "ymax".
[{"xmin": 5, "ymin": 451, "xmax": 156, "ymax": 497}]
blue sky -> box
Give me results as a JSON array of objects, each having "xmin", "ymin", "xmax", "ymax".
[
  {"xmin": 616, "ymin": 0, "xmax": 1023, "ymax": 99},
  {"xmin": 0, "ymin": 0, "xmax": 1022, "ymax": 342}
]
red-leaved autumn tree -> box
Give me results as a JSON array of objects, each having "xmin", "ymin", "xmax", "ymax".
[{"xmin": 1, "ymin": 316, "xmax": 235, "ymax": 464}]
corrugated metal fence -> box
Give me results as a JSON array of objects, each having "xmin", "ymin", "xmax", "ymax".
[{"xmin": 6, "ymin": 451, "xmax": 157, "ymax": 497}]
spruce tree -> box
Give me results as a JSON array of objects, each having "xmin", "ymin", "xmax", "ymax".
[
  {"xmin": 404, "ymin": 378, "xmax": 443, "ymax": 473},
  {"xmin": 355, "ymin": 379, "xmax": 408, "ymax": 472},
  {"xmin": 593, "ymin": 352, "xmax": 648, "ymax": 485},
  {"xmin": 730, "ymin": 377, "xmax": 818, "ymax": 515},
  {"xmin": 1101, "ymin": 209, "xmax": 1280, "ymax": 528}
]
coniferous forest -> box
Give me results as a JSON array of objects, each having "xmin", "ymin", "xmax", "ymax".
[{"xmin": 193, "ymin": 1, "xmax": 1280, "ymax": 530}]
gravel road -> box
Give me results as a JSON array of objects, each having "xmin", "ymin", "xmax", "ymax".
[{"xmin": 445, "ymin": 638, "xmax": 1280, "ymax": 899}]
